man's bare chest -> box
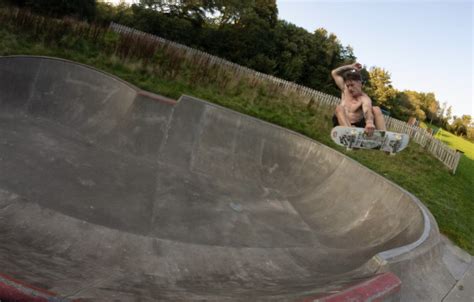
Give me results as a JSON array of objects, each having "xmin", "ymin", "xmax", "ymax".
[{"xmin": 341, "ymin": 97, "xmax": 363, "ymax": 113}]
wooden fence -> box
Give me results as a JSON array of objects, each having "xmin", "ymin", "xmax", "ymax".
[{"xmin": 110, "ymin": 22, "xmax": 461, "ymax": 174}]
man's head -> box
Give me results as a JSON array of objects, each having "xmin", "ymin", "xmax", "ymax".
[{"xmin": 343, "ymin": 69, "xmax": 363, "ymax": 96}]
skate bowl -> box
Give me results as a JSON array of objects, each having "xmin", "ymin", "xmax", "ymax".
[{"xmin": 0, "ymin": 56, "xmax": 440, "ymax": 301}]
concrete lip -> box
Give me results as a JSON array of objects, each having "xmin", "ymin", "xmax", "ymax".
[{"xmin": 0, "ymin": 56, "xmax": 441, "ymax": 301}]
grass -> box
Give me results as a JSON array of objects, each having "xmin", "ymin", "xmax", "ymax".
[
  {"xmin": 419, "ymin": 121, "xmax": 439, "ymax": 133},
  {"xmin": 1, "ymin": 18, "xmax": 473, "ymax": 254},
  {"xmin": 430, "ymin": 129, "xmax": 474, "ymax": 250},
  {"xmin": 434, "ymin": 128, "xmax": 474, "ymax": 160},
  {"xmin": 346, "ymin": 145, "xmax": 473, "ymax": 251}
]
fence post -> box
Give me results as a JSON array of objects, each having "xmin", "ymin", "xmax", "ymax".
[{"xmin": 452, "ymin": 152, "xmax": 461, "ymax": 174}]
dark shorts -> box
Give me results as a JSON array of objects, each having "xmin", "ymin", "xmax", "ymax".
[{"xmin": 332, "ymin": 114, "xmax": 366, "ymax": 128}]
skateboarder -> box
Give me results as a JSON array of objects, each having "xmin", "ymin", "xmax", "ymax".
[{"xmin": 331, "ymin": 63, "xmax": 386, "ymax": 136}]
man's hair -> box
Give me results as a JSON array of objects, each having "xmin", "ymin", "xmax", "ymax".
[{"xmin": 342, "ymin": 69, "xmax": 362, "ymax": 82}]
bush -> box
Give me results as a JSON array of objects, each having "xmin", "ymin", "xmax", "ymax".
[
  {"xmin": 456, "ymin": 124, "xmax": 467, "ymax": 137},
  {"xmin": 6, "ymin": 0, "xmax": 96, "ymax": 20}
]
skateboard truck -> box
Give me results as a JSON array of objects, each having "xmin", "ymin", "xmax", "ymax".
[
  {"xmin": 390, "ymin": 134, "xmax": 402, "ymax": 155},
  {"xmin": 347, "ymin": 129, "xmax": 357, "ymax": 151}
]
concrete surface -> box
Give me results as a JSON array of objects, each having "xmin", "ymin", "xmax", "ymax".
[
  {"xmin": 444, "ymin": 263, "xmax": 474, "ymax": 302},
  {"xmin": 442, "ymin": 236, "xmax": 473, "ymax": 302},
  {"xmin": 0, "ymin": 56, "xmax": 469, "ymax": 301}
]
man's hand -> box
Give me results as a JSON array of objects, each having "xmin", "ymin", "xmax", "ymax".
[
  {"xmin": 352, "ymin": 62, "xmax": 362, "ymax": 71},
  {"xmin": 365, "ymin": 121, "xmax": 375, "ymax": 136}
]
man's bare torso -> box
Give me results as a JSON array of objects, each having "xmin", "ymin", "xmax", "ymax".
[{"xmin": 341, "ymin": 89, "xmax": 365, "ymax": 124}]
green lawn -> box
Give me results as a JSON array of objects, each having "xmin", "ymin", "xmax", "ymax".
[
  {"xmin": 431, "ymin": 131, "xmax": 474, "ymax": 249},
  {"xmin": 435, "ymin": 128, "xmax": 474, "ymax": 160},
  {"xmin": 1, "ymin": 22, "xmax": 473, "ymax": 254}
]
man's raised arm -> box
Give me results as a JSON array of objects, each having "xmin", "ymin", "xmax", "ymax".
[{"xmin": 331, "ymin": 62, "xmax": 362, "ymax": 91}]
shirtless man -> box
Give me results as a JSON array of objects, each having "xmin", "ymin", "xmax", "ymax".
[{"xmin": 331, "ymin": 63, "xmax": 386, "ymax": 136}]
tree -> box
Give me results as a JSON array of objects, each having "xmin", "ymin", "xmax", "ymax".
[
  {"xmin": 139, "ymin": 0, "xmax": 180, "ymax": 13},
  {"xmin": 420, "ymin": 92, "xmax": 439, "ymax": 124},
  {"xmin": 461, "ymin": 115, "xmax": 472, "ymax": 126},
  {"xmin": 207, "ymin": 0, "xmax": 254, "ymax": 26},
  {"xmin": 446, "ymin": 106, "xmax": 453, "ymax": 124},
  {"xmin": 8, "ymin": 0, "xmax": 97, "ymax": 20},
  {"xmin": 364, "ymin": 67, "xmax": 397, "ymax": 108},
  {"xmin": 390, "ymin": 91, "xmax": 415, "ymax": 120},
  {"xmin": 451, "ymin": 117, "xmax": 467, "ymax": 136},
  {"xmin": 299, "ymin": 28, "xmax": 353, "ymax": 95},
  {"xmin": 467, "ymin": 127, "xmax": 474, "ymax": 142},
  {"xmin": 253, "ymin": 0, "xmax": 278, "ymax": 27},
  {"xmin": 273, "ymin": 21, "xmax": 308, "ymax": 81},
  {"xmin": 437, "ymin": 101, "xmax": 448, "ymax": 127},
  {"xmin": 448, "ymin": 115, "xmax": 471, "ymax": 136},
  {"xmin": 96, "ymin": 1, "xmax": 135, "ymax": 25},
  {"xmin": 414, "ymin": 105, "xmax": 426, "ymax": 122}
]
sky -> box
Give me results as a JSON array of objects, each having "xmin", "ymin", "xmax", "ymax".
[{"xmin": 106, "ymin": 0, "xmax": 473, "ymax": 118}]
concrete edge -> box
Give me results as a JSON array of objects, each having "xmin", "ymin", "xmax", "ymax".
[
  {"xmin": 300, "ymin": 272, "xmax": 401, "ymax": 302},
  {"xmin": 0, "ymin": 55, "xmax": 178, "ymax": 106},
  {"xmin": 178, "ymin": 94, "xmax": 438, "ymax": 265},
  {"xmin": 376, "ymin": 195, "xmax": 433, "ymax": 261},
  {"xmin": 0, "ymin": 272, "xmax": 74, "ymax": 302},
  {"xmin": 137, "ymin": 90, "xmax": 177, "ymax": 105}
]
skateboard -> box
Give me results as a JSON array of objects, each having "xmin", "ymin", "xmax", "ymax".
[{"xmin": 330, "ymin": 126, "xmax": 409, "ymax": 154}]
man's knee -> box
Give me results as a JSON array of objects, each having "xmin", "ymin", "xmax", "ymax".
[{"xmin": 373, "ymin": 106, "xmax": 383, "ymax": 117}]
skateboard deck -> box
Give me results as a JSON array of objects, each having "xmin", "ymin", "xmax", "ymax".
[{"xmin": 331, "ymin": 126, "xmax": 409, "ymax": 154}]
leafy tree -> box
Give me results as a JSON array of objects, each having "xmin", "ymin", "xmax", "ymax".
[
  {"xmin": 96, "ymin": 1, "xmax": 134, "ymax": 25},
  {"xmin": 300, "ymin": 28, "xmax": 352, "ymax": 95},
  {"xmin": 364, "ymin": 67, "xmax": 397, "ymax": 108},
  {"xmin": 446, "ymin": 106, "xmax": 453, "ymax": 124},
  {"xmin": 272, "ymin": 21, "xmax": 308, "ymax": 81},
  {"xmin": 7, "ymin": 0, "xmax": 97, "ymax": 20},
  {"xmin": 437, "ymin": 101, "xmax": 449, "ymax": 128},
  {"xmin": 461, "ymin": 114, "xmax": 472, "ymax": 126},
  {"xmin": 451, "ymin": 117, "xmax": 467, "ymax": 136},
  {"xmin": 467, "ymin": 127, "xmax": 474, "ymax": 142},
  {"xmin": 139, "ymin": 0, "xmax": 180, "ymax": 13},
  {"xmin": 421, "ymin": 92, "xmax": 439, "ymax": 124},
  {"xmin": 414, "ymin": 105, "xmax": 426, "ymax": 122},
  {"xmin": 390, "ymin": 90, "xmax": 446, "ymax": 125},
  {"xmin": 390, "ymin": 91, "xmax": 415, "ymax": 120},
  {"xmin": 253, "ymin": 0, "xmax": 278, "ymax": 27}
]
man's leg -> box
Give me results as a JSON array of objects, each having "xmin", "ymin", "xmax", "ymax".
[
  {"xmin": 373, "ymin": 106, "xmax": 386, "ymax": 130},
  {"xmin": 335, "ymin": 105, "xmax": 351, "ymax": 127}
]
